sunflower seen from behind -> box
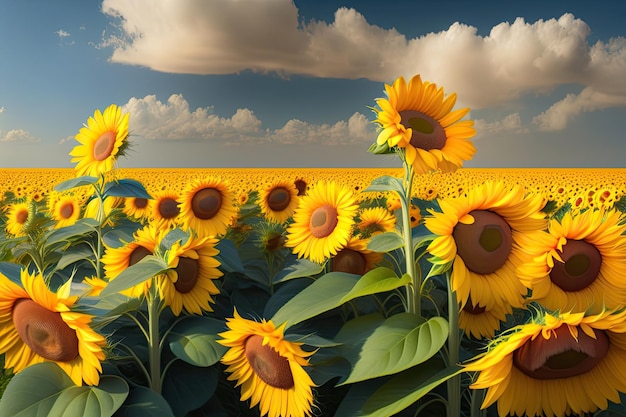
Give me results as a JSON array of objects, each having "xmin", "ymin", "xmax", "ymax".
[
  {"xmin": 516, "ymin": 208, "xmax": 626, "ymax": 313},
  {"xmin": 218, "ymin": 309, "xmax": 316, "ymax": 417},
  {"xmin": 372, "ymin": 74, "xmax": 476, "ymax": 174},
  {"xmin": 69, "ymin": 104, "xmax": 130, "ymax": 178},
  {"xmin": 425, "ymin": 180, "xmax": 547, "ymax": 310},
  {"xmin": 465, "ymin": 309, "xmax": 626, "ymax": 417},
  {"xmin": 285, "ymin": 181, "xmax": 359, "ymax": 264},
  {"xmin": 179, "ymin": 176, "xmax": 237, "ymax": 237},
  {"xmin": 0, "ymin": 269, "xmax": 106, "ymax": 386}
]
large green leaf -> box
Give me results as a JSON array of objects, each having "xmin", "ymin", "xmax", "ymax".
[
  {"xmin": 0, "ymin": 362, "xmax": 128, "ymax": 417},
  {"xmin": 55, "ymin": 244, "xmax": 94, "ymax": 271},
  {"xmin": 363, "ymin": 175, "xmax": 405, "ymax": 197},
  {"xmin": 334, "ymin": 358, "xmax": 462, "ymax": 417},
  {"xmin": 54, "ymin": 175, "xmax": 98, "ymax": 192},
  {"xmin": 271, "ymin": 267, "xmax": 409, "ymax": 329},
  {"xmin": 103, "ymin": 179, "xmax": 152, "ymax": 200},
  {"xmin": 168, "ymin": 317, "xmax": 228, "ymax": 367},
  {"xmin": 335, "ymin": 313, "xmax": 448, "ymax": 384},
  {"xmin": 113, "ymin": 387, "xmax": 174, "ymax": 417},
  {"xmin": 100, "ymin": 255, "xmax": 169, "ymax": 296},
  {"xmin": 366, "ymin": 232, "xmax": 404, "ymax": 252},
  {"xmin": 215, "ymin": 239, "xmax": 244, "ymax": 273},
  {"xmin": 272, "ymin": 257, "xmax": 324, "ymax": 283},
  {"xmin": 162, "ymin": 361, "xmax": 218, "ymax": 417},
  {"xmin": 46, "ymin": 218, "xmax": 100, "ymax": 246}
]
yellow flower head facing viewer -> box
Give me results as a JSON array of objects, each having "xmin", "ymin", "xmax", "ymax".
[
  {"xmin": 0, "ymin": 270, "xmax": 106, "ymax": 386},
  {"xmin": 69, "ymin": 104, "xmax": 130, "ymax": 178},
  {"xmin": 372, "ymin": 74, "xmax": 476, "ymax": 174}
]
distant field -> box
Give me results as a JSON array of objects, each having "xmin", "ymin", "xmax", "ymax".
[{"xmin": 2, "ymin": 167, "xmax": 626, "ymax": 209}]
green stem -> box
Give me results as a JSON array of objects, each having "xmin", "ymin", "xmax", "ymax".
[
  {"xmin": 470, "ymin": 388, "xmax": 486, "ymax": 417},
  {"xmin": 446, "ymin": 271, "xmax": 460, "ymax": 417},
  {"xmin": 400, "ymin": 159, "xmax": 419, "ymax": 315},
  {"xmin": 147, "ymin": 289, "xmax": 162, "ymax": 393}
]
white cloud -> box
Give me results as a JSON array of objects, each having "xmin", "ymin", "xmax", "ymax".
[
  {"xmin": 122, "ymin": 94, "xmax": 374, "ymax": 145},
  {"xmin": 0, "ymin": 107, "xmax": 5, "ymax": 114},
  {"xmin": 474, "ymin": 113, "xmax": 528, "ymax": 137},
  {"xmin": 0, "ymin": 129, "xmax": 39, "ymax": 143}
]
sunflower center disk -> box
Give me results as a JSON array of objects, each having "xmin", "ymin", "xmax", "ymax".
[
  {"xmin": 452, "ymin": 210, "xmax": 513, "ymax": 274},
  {"xmin": 174, "ymin": 257, "xmax": 199, "ymax": 293},
  {"xmin": 513, "ymin": 324, "xmax": 609, "ymax": 380},
  {"xmin": 267, "ymin": 187, "xmax": 291, "ymax": 212},
  {"xmin": 332, "ymin": 249, "xmax": 367, "ymax": 275},
  {"xmin": 134, "ymin": 198, "xmax": 148, "ymax": 209},
  {"xmin": 16, "ymin": 209, "xmax": 29, "ymax": 225},
  {"xmin": 309, "ymin": 205, "xmax": 339, "ymax": 238},
  {"xmin": 550, "ymin": 239, "xmax": 602, "ymax": 292},
  {"xmin": 60, "ymin": 203, "xmax": 74, "ymax": 219},
  {"xmin": 159, "ymin": 198, "xmax": 180, "ymax": 219},
  {"xmin": 12, "ymin": 299, "xmax": 79, "ymax": 362},
  {"xmin": 129, "ymin": 246, "xmax": 152, "ymax": 266},
  {"xmin": 244, "ymin": 335, "xmax": 294, "ymax": 389},
  {"xmin": 93, "ymin": 131, "xmax": 117, "ymax": 161},
  {"xmin": 265, "ymin": 234, "xmax": 284, "ymax": 252},
  {"xmin": 192, "ymin": 188, "xmax": 222, "ymax": 220},
  {"xmin": 399, "ymin": 110, "xmax": 446, "ymax": 150},
  {"xmin": 294, "ymin": 180, "xmax": 307, "ymax": 196}
]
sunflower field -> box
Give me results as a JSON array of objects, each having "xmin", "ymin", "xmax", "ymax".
[{"xmin": 1, "ymin": 75, "xmax": 626, "ymax": 417}]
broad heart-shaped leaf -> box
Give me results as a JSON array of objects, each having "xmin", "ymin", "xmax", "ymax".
[
  {"xmin": 103, "ymin": 178, "xmax": 152, "ymax": 200},
  {"xmin": 46, "ymin": 218, "xmax": 100, "ymax": 246},
  {"xmin": 113, "ymin": 387, "xmax": 174, "ymax": 417},
  {"xmin": 0, "ymin": 362, "xmax": 128, "ymax": 417},
  {"xmin": 270, "ymin": 267, "xmax": 408, "ymax": 329},
  {"xmin": 54, "ymin": 175, "xmax": 99, "ymax": 192},
  {"xmin": 272, "ymin": 256, "xmax": 324, "ymax": 283},
  {"xmin": 366, "ymin": 232, "xmax": 404, "ymax": 252},
  {"xmin": 333, "ymin": 357, "xmax": 462, "ymax": 417},
  {"xmin": 335, "ymin": 312, "xmax": 448, "ymax": 385},
  {"xmin": 363, "ymin": 175, "xmax": 406, "ymax": 198},
  {"xmin": 168, "ymin": 316, "xmax": 228, "ymax": 367},
  {"xmin": 215, "ymin": 238, "xmax": 244, "ymax": 273},
  {"xmin": 100, "ymin": 255, "xmax": 169, "ymax": 296}
]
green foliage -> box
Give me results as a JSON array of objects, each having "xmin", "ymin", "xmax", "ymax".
[{"xmin": 167, "ymin": 317, "xmax": 228, "ymax": 367}]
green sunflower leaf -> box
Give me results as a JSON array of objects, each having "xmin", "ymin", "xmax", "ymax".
[
  {"xmin": 0, "ymin": 362, "xmax": 128, "ymax": 417},
  {"xmin": 161, "ymin": 361, "xmax": 218, "ymax": 417},
  {"xmin": 100, "ymin": 255, "xmax": 169, "ymax": 297},
  {"xmin": 335, "ymin": 313, "xmax": 449, "ymax": 385},
  {"xmin": 45, "ymin": 218, "xmax": 100, "ymax": 246},
  {"xmin": 113, "ymin": 387, "xmax": 174, "ymax": 417},
  {"xmin": 270, "ymin": 267, "xmax": 409, "ymax": 329},
  {"xmin": 366, "ymin": 231, "xmax": 404, "ymax": 252},
  {"xmin": 168, "ymin": 316, "xmax": 228, "ymax": 367},
  {"xmin": 272, "ymin": 256, "xmax": 324, "ymax": 283},
  {"xmin": 54, "ymin": 175, "xmax": 99, "ymax": 192},
  {"xmin": 363, "ymin": 175, "xmax": 405, "ymax": 197},
  {"xmin": 103, "ymin": 178, "xmax": 152, "ymax": 200}
]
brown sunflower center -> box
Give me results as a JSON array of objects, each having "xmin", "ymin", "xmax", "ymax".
[
  {"xmin": 265, "ymin": 234, "xmax": 285, "ymax": 252},
  {"xmin": 513, "ymin": 324, "xmax": 609, "ymax": 380},
  {"xmin": 331, "ymin": 249, "xmax": 367, "ymax": 275},
  {"xmin": 174, "ymin": 257, "xmax": 199, "ymax": 293},
  {"xmin": 59, "ymin": 202, "xmax": 74, "ymax": 219},
  {"xmin": 399, "ymin": 110, "xmax": 446, "ymax": 151},
  {"xmin": 294, "ymin": 179, "xmax": 307, "ymax": 196},
  {"xmin": 191, "ymin": 188, "xmax": 222, "ymax": 220},
  {"xmin": 309, "ymin": 205, "xmax": 339, "ymax": 238},
  {"xmin": 159, "ymin": 198, "xmax": 180, "ymax": 220},
  {"xmin": 267, "ymin": 187, "xmax": 291, "ymax": 212},
  {"xmin": 133, "ymin": 198, "xmax": 148, "ymax": 209},
  {"xmin": 244, "ymin": 335, "xmax": 294, "ymax": 389},
  {"xmin": 550, "ymin": 239, "xmax": 602, "ymax": 292},
  {"xmin": 452, "ymin": 210, "xmax": 513, "ymax": 274},
  {"xmin": 93, "ymin": 131, "xmax": 116, "ymax": 161},
  {"xmin": 12, "ymin": 299, "xmax": 79, "ymax": 362},
  {"xmin": 129, "ymin": 246, "xmax": 152, "ymax": 266},
  {"xmin": 16, "ymin": 208, "xmax": 29, "ymax": 225}
]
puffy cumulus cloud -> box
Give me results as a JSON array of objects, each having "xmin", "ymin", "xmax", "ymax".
[
  {"xmin": 122, "ymin": 94, "xmax": 374, "ymax": 145},
  {"xmin": 0, "ymin": 129, "xmax": 39, "ymax": 143},
  {"xmin": 474, "ymin": 113, "xmax": 528, "ymax": 137}
]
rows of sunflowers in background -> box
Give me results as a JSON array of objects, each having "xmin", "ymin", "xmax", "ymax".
[{"xmin": 1, "ymin": 74, "xmax": 626, "ymax": 417}]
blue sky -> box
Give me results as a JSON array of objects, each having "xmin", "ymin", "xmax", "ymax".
[{"xmin": 1, "ymin": 0, "xmax": 625, "ymax": 168}]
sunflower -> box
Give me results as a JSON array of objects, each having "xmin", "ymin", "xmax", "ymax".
[
  {"xmin": 357, "ymin": 206, "xmax": 396, "ymax": 237},
  {"xmin": 47, "ymin": 191, "xmax": 81, "ymax": 229},
  {"xmin": 69, "ymin": 104, "xmax": 130, "ymax": 178},
  {"xmin": 330, "ymin": 235, "xmax": 383, "ymax": 275},
  {"xmin": 458, "ymin": 298, "xmax": 513, "ymax": 340},
  {"xmin": 0, "ymin": 269, "xmax": 106, "ymax": 386},
  {"xmin": 516, "ymin": 208, "xmax": 626, "ymax": 313},
  {"xmin": 156, "ymin": 233, "xmax": 222, "ymax": 316},
  {"xmin": 101, "ymin": 224, "xmax": 161, "ymax": 297},
  {"xmin": 425, "ymin": 181, "xmax": 547, "ymax": 309},
  {"xmin": 285, "ymin": 181, "xmax": 359, "ymax": 264},
  {"xmin": 259, "ymin": 181, "xmax": 299, "ymax": 224},
  {"xmin": 372, "ymin": 74, "xmax": 476, "ymax": 174},
  {"xmin": 218, "ymin": 309, "xmax": 315, "ymax": 417},
  {"xmin": 122, "ymin": 197, "xmax": 152, "ymax": 222},
  {"xmin": 5, "ymin": 201, "xmax": 33, "ymax": 237},
  {"xmin": 178, "ymin": 177, "xmax": 237, "ymax": 237},
  {"xmin": 84, "ymin": 195, "xmax": 122, "ymax": 227},
  {"xmin": 150, "ymin": 190, "xmax": 182, "ymax": 230},
  {"xmin": 465, "ymin": 309, "xmax": 626, "ymax": 417}
]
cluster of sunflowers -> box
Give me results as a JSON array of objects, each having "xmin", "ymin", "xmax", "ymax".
[{"xmin": 0, "ymin": 74, "xmax": 626, "ymax": 417}]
